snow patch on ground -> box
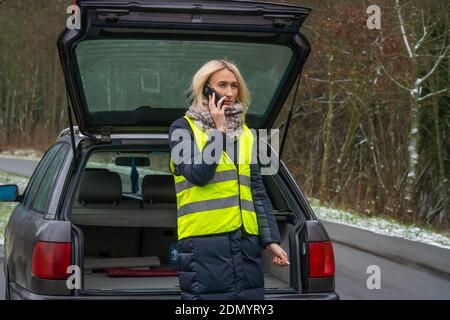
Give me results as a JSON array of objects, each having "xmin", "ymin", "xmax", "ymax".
[
  {"xmin": 0, "ymin": 171, "xmax": 29, "ymax": 191},
  {"xmin": 310, "ymin": 199, "xmax": 450, "ymax": 250},
  {"xmin": 0, "ymin": 149, "xmax": 43, "ymax": 161}
]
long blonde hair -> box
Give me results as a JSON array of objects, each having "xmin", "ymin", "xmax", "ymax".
[{"xmin": 187, "ymin": 59, "xmax": 251, "ymax": 113}]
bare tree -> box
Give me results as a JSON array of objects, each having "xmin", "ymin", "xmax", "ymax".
[{"xmin": 377, "ymin": 0, "xmax": 450, "ymax": 218}]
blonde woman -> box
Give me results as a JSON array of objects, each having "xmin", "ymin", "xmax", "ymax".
[{"xmin": 169, "ymin": 59, "xmax": 289, "ymax": 300}]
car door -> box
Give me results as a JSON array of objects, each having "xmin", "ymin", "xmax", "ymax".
[{"xmin": 4, "ymin": 143, "xmax": 71, "ymax": 293}]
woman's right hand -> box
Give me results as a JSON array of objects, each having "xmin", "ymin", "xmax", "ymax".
[
  {"xmin": 209, "ymin": 93, "xmax": 227, "ymax": 132},
  {"xmin": 265, "ymin": 243, "xmax": 290, "ymax": 267}
]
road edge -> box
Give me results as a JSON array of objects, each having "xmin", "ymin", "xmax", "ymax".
[{"xmin": 321, "ymin": 220, "xmax": 450, "ymax": 278}]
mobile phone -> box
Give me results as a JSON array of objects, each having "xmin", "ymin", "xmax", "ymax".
[{"xmin": 203, "ymin": 83, "xmax": 223, "ymax": 106}]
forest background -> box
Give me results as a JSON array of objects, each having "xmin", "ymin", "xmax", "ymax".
[{"xmin": 0, "ymin": 0, "xmax": 449, "ymax": 231}]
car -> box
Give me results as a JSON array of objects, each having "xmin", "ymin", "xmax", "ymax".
[{"xmin": 1, "ymin": 0, "xmax": 338, "ymax": 300}]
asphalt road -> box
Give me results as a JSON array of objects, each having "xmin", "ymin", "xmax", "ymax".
[
  {"xmin": 1, "ymin": 156, "xmax": 450, "ymax": 299},
  {"xmin": 0, "ymin": 157, "xmax": 38, "ymax": 177},
  {"xmin": 333, "ymin": 241, "xmax": 450, "ymax": 299}
]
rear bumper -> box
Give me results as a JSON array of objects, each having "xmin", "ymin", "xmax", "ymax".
[
  {"xmin": 10, "ymin": 283, "xmax": 339, "ymax": 300},
  {"xmin": 265, "ymin": 292, "xmax": 339, "ymax": 300}
]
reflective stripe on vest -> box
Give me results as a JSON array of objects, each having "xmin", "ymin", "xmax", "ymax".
[{"xmin": 170, "ymin": 115, "xmax": 259, "ymax": 240}]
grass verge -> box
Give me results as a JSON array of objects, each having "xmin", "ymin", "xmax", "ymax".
[{"xmin": 0, "ymin": 171, "xmax": 29, "ymax": 243}]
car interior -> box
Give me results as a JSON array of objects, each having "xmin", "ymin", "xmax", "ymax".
[{"xmin": 70, "ymin": 150, "xmax": 297, "ymax": 293}]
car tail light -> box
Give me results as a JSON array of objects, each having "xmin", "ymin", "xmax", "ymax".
[
  {"xmin": 308, "ymin": 241, "xmax": 335, "ymax": 278},
  {"xmin": 32, "ymin": 241, "xmax": 71, "ymax": 280}
]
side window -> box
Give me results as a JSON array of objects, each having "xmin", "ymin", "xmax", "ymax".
[
  {"xmin": 32, "ymin": 144, "xmax": 69, "ymax": 214},
  {"xmin": 22, "ymin": 144, "xmax": 61, "ymax": 208}
]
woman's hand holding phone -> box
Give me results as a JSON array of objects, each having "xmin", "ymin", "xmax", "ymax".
[{"xmin": 208, "ymin": 92, "xmax": 227, "ymax": 133}]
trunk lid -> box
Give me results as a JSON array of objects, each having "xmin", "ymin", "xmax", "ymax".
[{"xmin": 58, "ymin": 0, "xmax": 311, "ymax": 135}]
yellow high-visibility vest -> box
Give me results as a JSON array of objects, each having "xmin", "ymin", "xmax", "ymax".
[{"xmin": 169, "ymin": 115, "xmax": 259, "ymax": 240}]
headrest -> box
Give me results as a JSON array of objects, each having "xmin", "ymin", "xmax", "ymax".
[
  {"xmin": 142, "ymin": 175, "xmax": 176, "ymax": 204},
  {"xmin": 78, "ymin": 170, "xmax": 122, "ymax": 204}
]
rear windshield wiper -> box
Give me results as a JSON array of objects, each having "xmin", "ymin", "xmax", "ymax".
[{"xmin": 134, "ymin": 105, "xmax": 153, "ymax": 111}]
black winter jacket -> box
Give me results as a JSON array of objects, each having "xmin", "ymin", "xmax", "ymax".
[
  {"xmin": 169, "ymin": 117, "xmax": 281, "ymax": 300},
  {"xmin": 169, "ymin": 117, "xmax": 281, "ymax": 248}
]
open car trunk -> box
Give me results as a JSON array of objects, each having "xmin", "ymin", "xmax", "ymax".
[
  {"xmin": 80, "ymin": 225, "xmax": 180, "ymax": 292},
  {"xmin": 69, "ymin": 148, "xmax": 300, "ymax": 295},
  {"xmin": 75, "ymin": 217, "xmax": 293, "ymax": 293}
]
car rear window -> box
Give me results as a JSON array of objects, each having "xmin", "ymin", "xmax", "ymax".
[{"xmin": 75, "ymin": 39, "xmax": 292, "ymax": 117}]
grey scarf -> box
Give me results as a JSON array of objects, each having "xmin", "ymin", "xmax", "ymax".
[{"xmin": 185, "ymin": 98, "xmax": 244, "ymax": 141}]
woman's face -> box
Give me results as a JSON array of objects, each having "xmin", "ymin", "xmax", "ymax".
[{"xmin": 208, "ymin": 68, "xmax": 239, "ymax": 107}]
